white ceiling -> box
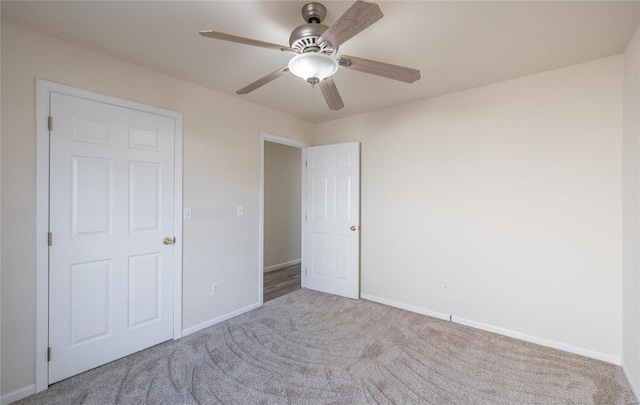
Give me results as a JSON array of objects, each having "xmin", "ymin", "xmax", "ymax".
[{"xmin": 2, "ymin": 1, "xmax": 639, "ymax": 123}]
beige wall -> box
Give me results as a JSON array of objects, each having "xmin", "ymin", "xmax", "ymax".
[
  {"xmin": 0, "ymin": 22, "xmax": 314, "ymax": 395},
  {"xmin": 315, "ymin": 56, "xmax": 623, "ymax": 358},
  {"xmin": 264, "ymin": 142, "xmax": 301, "ymax": 269},
  {"xmin": 623, "ymin": 25, "xmax": 640, "ymax": 395}
]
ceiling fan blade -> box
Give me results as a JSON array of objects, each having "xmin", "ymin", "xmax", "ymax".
[
  {"xmin": 339, "ymin": 55, "xmax": 421, "ymax": 83},
  {"xmin": 199, "ymin": 30, "xmax": 296, "ymax": 53},
  {"xmin": 319, "ymin": 77, "xmax": 345, "ymax": 111},
  {"xmin": 319, "ymin": 0, "xmax": 383, "ymax": 49},
  {"xmin": 236, "ymin": 66, "xmax": 289, "ymax": 95}
]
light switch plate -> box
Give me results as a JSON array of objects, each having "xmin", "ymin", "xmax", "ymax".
[
  {"xmin": 237, "ymin": 205, "xmax": 243, "ymax": 217},
  {"xmin": 184, "ymin": 208, "xmax": 192, "ymax": 220}
]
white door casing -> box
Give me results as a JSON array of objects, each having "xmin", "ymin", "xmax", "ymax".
[
  {"xmin": 36, "ymin": 80, "xmax": 183, "ymax": 390},
  {"xmin": 304, "ymin": 142, "xmax": 360, "ymax": 299}
]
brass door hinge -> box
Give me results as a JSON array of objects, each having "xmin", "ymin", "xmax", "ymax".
[
  {"xmin": 48, "ymin": 232, "xmax": 52, "ymax": 246},
  {"xmin": 48, "ymin": 116, "xmax": 53, "ymax": 131},
  {"xmin": 47, "ymin": 347, "xmax": 51, "ymax": 362}
]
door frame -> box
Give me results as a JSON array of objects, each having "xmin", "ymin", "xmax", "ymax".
[
  {"xmin": 35, "ymin": 80, "xmax": 184, "ymax": 392},
  {"xmin": 258, "ymin": 133, "xmax": 309, "ymax": 304}
]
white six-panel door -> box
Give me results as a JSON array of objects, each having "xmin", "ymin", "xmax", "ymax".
[
  {"xmin": 48, "ymin": 92, "xmax": 176, "ymax": 383},
  {"xmin": 304, "ymin": 142, "xmax": 360, "ymax": 299}
]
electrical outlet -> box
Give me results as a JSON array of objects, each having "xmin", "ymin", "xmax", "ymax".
[
  {"xmin": 442, "ymin": 280, "xmax": 450, "ymax": 292},
  {"xmin": 211, "ymin": 283, "xmax": 219, "ymax": 296}
]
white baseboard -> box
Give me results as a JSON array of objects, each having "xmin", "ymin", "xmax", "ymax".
[
  {"xmin": 360, "ymin": 293, "xmax": 450, "ymax": 321},
  {"xmin": 621, "ymin": 360, "xmax": 640, "ymax": 402},
  {"xmin": 181, "ymin": 302, "xmax": 261, "ymax": 337},
  {"xmin": 452, "ymin": 316, "xmax": 620, "ymax": 365},
  {"xmin": 359, "ymin": 293, "xmax": 620, "ymax": 366},
  {"xmin": 1, "ymin": 384, "xmax": 35, "ymax": 405},
  {"xmin": 264, "ymin": 259, "xmax": 301, "ymax": 273}
]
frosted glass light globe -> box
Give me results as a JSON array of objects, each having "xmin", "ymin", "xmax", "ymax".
[{"xmin": 288, "ymin": 53, "xmax": 339, "ymax": 83}]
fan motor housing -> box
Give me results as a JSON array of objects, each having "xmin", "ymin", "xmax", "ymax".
[
  {"xmin": 290, "ymin": 23, "xmax": 333, "ymax": 54},
  {"xmin": 290, "ymin": 2, "xmax": 337, "ymax": 55}
]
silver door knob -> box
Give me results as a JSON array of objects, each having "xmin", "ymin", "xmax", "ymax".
[
  {"xmin": 163, "ymin": 237, "xmax": 175, "ymax": 245},
  {"xmin": 350, "ymin": 226, "xmax": 357, "ymax": 231}
]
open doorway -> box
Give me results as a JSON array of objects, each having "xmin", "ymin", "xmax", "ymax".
[
  {"xmin": 263, "ymin": 141, "xmax": 302, "ymax": 301},
  {"xmin": 259, "ymin": 133, "xmax": 309, "ymax": 304}
]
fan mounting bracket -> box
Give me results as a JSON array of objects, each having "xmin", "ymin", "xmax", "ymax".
[{"xmin": 301, "ymin": 2, "xmax": 327, "ymax": 24}]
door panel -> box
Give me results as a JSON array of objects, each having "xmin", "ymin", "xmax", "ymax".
[
  {"xmin": 49, "ymin": 92, "xmax": 176, "ymax": 383},
  {"xmin": 128, "ymin": 253, "xmax": 161, "ymax": 328},
  {"xmin": 70, "ymin": 259, "xmax": 111, "ymax": 346},
  {"xmin": 129, "ymin": 162, "xmax": 161, "ymax": 232},
  {"xmin": 71, "ymin": 157, "xmax": 111, "ymax": 236},
  {"xmin": 304, "ymin": 142, "xmax": 360, "ymax": 299}
]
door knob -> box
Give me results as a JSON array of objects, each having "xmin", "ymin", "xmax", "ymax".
[
  {"xmin": 163, "ymin": 237, "xmax": 175, "ymax": 245},
  {"xmin": 350, "ymin": 226, "xmax": 357, "ymax": 231}
]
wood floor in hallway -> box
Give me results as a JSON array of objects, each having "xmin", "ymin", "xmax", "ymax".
[{"xmin": 263, "ymin": 263, "xmax": 301, "ymax": 302}]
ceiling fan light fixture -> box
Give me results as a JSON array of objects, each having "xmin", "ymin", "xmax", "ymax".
[{"xmin": 288, "ymin": 53, "xmax": 338, "ymax": 84}]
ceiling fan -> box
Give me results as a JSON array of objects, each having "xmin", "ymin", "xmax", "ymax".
[{"xmin": 199, "ymin": 0, "xmax": 421, "ymax": 111}]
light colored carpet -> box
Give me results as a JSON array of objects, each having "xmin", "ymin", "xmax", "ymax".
[{"xmin": 16, "ymin": 289, "xmax": 637, "ymax": 404}]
